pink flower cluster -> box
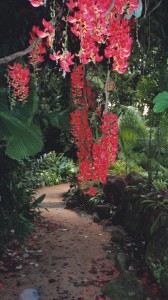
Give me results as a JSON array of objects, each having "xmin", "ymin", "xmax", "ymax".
[
  {"xmin": 67, "ymin": 0, "xmax": 138, "ymax": 73},
  {"xmin": 8, "ymin": 63, "xmax": 30, "ymax": 101},
  {"xmin": 29, "ymin": 18, "xmax": 55, "ymax": 66},
  {"xmin": 71, "ymin": 65, "xmax": 84, "ymax": 99},
  {"xmin": 70, "ymin": 65, "xmax": 118, "ymax": 196},
  {"xmin": 50, "ymin": 51, "xmax": 74, "ymax": 73}
]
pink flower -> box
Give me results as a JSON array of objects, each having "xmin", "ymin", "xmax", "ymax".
[
  {"xmin": 30, "ymin": 19, "xmax": 55, "ymax": 48},
  {"xmin": 66, "ymin": 0, "xmax": 78, "ymax": 10},
  {"xmin": 29, "ymin": 0, "xmax": 43, "ymax": 7},
  {"xmin": 8, "ymin": 63, "xmax": 30, "ymax": 101},
  {"xmin": 50, "ymin": 51, "xmax": 74, "ymax": 72}
]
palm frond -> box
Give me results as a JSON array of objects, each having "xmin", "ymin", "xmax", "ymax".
[{"xmin": 118, "ymin": 106, "xmax": 147, "ymax": 157}]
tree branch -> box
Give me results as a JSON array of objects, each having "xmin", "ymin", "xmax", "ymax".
[
  {"xmin": 144, "ymin": 0, "xmax": 163, "ymax": 18},
  {"xmin": 0, "ymin": 38, "xmax": 41, "ymax": 64},
  {"xmin": 0, "ymin": 7, "xmax": 64, "ymax": 65}
]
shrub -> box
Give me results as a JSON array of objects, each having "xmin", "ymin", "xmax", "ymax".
[
  {"xmin": 0, "ymin": 152, "xmax": 77, "ymax": 252},
  {"xmin": 28, "ymin": 151, "xmax": 77, "ymax": 188}
]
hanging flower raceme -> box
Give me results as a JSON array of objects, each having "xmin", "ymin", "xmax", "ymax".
[
  {"xmin": 29, "ymin": 41, "xmax": 46, "ymax": 66},
  {"xmin": 70, "ymin": 65, "xmax": 119, "ymax": 195},
  {"xmin": 50, "ymin": 51, "xmax": 74, "ymax": 72},
  {"xmin": 8, "ymin": 63, "xmax": 30, "ymax": 101},
  {"xmin": 70, "ymin": 108, "xmax": 93, "ymax": 161},
  {"xmin": 77, "ymin": 113, "xmax": 118, "ymax": 195},
  {"xmin": 90, "ymin": 113, "xmax": 118, "ymax": 185},
  {"xmin": 66, "ymin": 0, "xmax": 139, "ymax": 73},
  {"xmin": 30, "ymin": 18, "xmax": 55, "ymax": 47},
  {"xmin": 100, "ymin": 113, "xmax": 118, "ymax": 164},
  {"xmin": 71, "ymin": 65, "xmax": 84, "ymax": 100},
  {"xmin": 29, "ymin": 18, "xmax": 55, "ymax": 66},
  {"xmin": 83, "ymin": 80, "xmax": 97, "ymax": 110}
]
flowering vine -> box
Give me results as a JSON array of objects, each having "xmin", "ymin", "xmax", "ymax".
[
  {"xmin": 70, "ymin": 65, "xmax": 118, "ymax": 196},
  {"xmin": 26, "ymin": 0, "xmax": 141, "ymax": 75},
  {"xmin": 66, "ymin": 0, "xmax": 139, "ymax": 73},
  {"xmin": 4, "ymin": 0, "xmax": 139, "ymax": 195},
  {"xmin": 8, "ymin": 63, "xmax": 30, "ymax": 104}
]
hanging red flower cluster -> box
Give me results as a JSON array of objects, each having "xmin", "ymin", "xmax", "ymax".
[
  {"xmin": 8, "ymin": 63, "xmax": 30, "ymax": 101},
  {"xmin": 29, "ymin": 18, "xmax": 55, "ymax": 66},
  {"xmin": 70, "ymin": 65, "xmax": 118, "ymax": 196},
  {"xmin": 83, "ymin": 80, "xmax": 97, "ymax": 110},
  {"xmin": 100, "ymin": 113, "xmax": 118, "ymax": 164},
  {"xmin": 71, "ymin": 65, "xmax": 84, "ymax": 100},
  {"xmin": 92, "ymin": 113, "xmax": 118, "ymax": 185},
  {"xmin": 50, "ymin": 51, "xmax": 74, "ymax": 73},
  {"xmin": 70, "ymin": 108, "xmax": 93, "ymax": 161},
  {"xmin": 67, "ymin": 0, "xmax": 139, "ymax": 73},
  {"xmin": 28, "ymin": 0, "xmax": 139, "ymax": 73}
]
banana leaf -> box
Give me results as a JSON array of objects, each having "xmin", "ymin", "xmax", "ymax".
[{"xmin": 0, "ymin": 111, "xmax": 43, "ymax": 160}]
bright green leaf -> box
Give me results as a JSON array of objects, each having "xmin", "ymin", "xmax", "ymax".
[{"xmin": 153, "ymin": 91, "xmax": 168, "ymax": 104}]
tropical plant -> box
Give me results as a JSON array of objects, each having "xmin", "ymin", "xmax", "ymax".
[
  {"xmin": 88, "ymin": 191, "xmax": 105, "ymax": 207},
  {"xmin": 0, "ymin": 171, "xmax": 45, "ymax": 252},
  {"xmin": 30, "ymin": 152, "xmax": 77, "ymax": 187},
  {"xmin": 0, "ymin": 88, "xmax": 43, "ymax": 160},
  {"xmin": 118, "ymin": 105, "xmax": 148, "ymax": 173},
  {"xmin": 109, "ymin": 159, "xmax": 146, "ymax": 177},
  {"xmin": 153, "ymin": 91, "xmax": 168, "ymax": 113}
]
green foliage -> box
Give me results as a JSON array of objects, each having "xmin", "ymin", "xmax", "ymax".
[
  {"xmin": 135, "ymin": 76, "xmax": 158, "ymax": 106},
  {"xmin": 29, "ymin": 152, "xmax": 77, "ymax": 188},
  {"xmin": 140, "ymin": 198, "xmax": 168, "ymax": 212},
  {"xmin": 118, "ymin": 106, "xmax": 148, "ymax": 172},
  {"xmin": 119, "ymin": 106, "xmax": 147, "ymax": 154},
  {"xmin": 109, "ymin": 159, "xmax": 145, "ymax": 176},
  {"xmin": 0, "ymin": 111, "xmax": 43, "ymax": 160},
  {"xmin": 45, "ymin": 109, "xmax": 71, "ymax": 132},
  {"xmin": 0, "ymin": 90, "xmax": 43, "ymax": 160},
  {"xmin": 153, "ymin": 179, "xmax": 168, "ymax": 192},
  {"xmin": 0, "ymin": 150, "xmax": 75, "ymax": 252},
  {"xmin": 153, "ymin": 91, "xmax": 168, "ymax": 112},
  {"xmin": 0, "ymin": 167, "xmax": 45, "ymax": 252},
  {"xmin": 89, "ymin": 191, "xmax": 105, "ymax": 207},
  {"xmin": 7, "ymin": 152, "xmax": 77, "ymax": 191},
  {"xmin": 154, "ymin": 169, "xmax": 168, "ymax": 182}
]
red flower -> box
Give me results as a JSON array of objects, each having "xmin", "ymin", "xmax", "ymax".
[
  {"xmin": 29, "ymin": 41, "xmax": 46, "ymax": 66},
  {"xmin": 29, "ymin": 0, "xmax": 44, "ymax": 7},
  {"xmin": 30, "ymin": 19, "xmax": 55, "ymax": 49},
  {"xmin": 50, "ymin": 51, "xmax": 74, "ymax": 72},
  {"xmin": 66, "ymin": 0, "xmax": 138, "ymax": 73},
  {"xmin": 66, "ymin": 0, "xmax": 78, "ymax": 10},
  {"xmin": 71, "ymin": 65, "xmax": 84, "ymax": 99},
  {"xmin": 8, "ymin": 63, "xmax": 30, "ymax": 101}
]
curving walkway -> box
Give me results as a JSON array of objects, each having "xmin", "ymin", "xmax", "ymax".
[{"xmin": 1, "ymin": 184, "xmax": 116, "ymax": 300}]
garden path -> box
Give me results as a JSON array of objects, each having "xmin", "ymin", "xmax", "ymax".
[{"xmin": 1, "ymin": 184, "xmax": 117, "ymax": 300}]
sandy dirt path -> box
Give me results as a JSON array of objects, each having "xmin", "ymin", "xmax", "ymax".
[{"xmin": 0, "ymin": 184, "xmax": 117, "ymax": 300}]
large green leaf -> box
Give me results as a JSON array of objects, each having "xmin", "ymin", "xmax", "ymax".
[
  {"xmin": 46, "ymin": 109, "xmax": 71, "ymax": 131},
  {"xmin": 13, "ymin": 90, "xmax": 40, "ymax": 124},
  {"xmin": 153, "ymin": 91, "xmax": 168, "ymax": 103},
  {"xmin": 0, "ymin": 111, "xmax": 43, "ymax": 160},
  {"xmin": 153, "ymin": 101, "xmax": 168, "ymax": 113},
  {"xmin": 153, "ymin": 91, "xmax": 168, "ymax": 112}
]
